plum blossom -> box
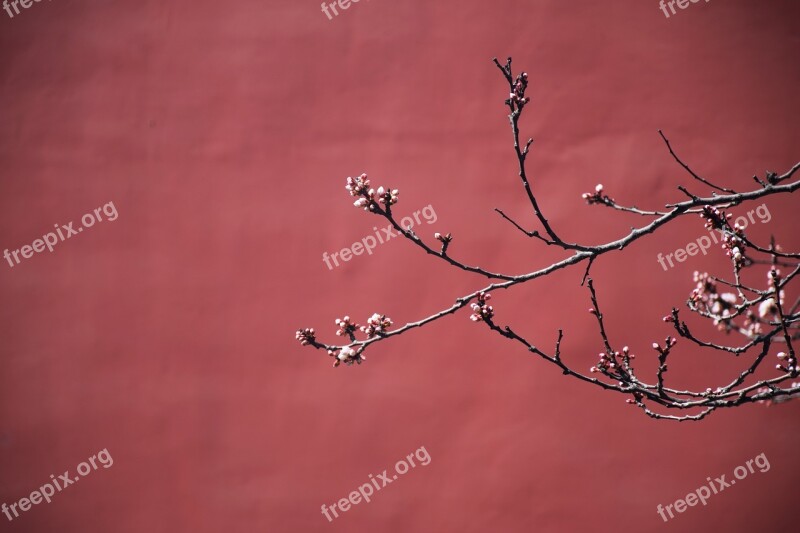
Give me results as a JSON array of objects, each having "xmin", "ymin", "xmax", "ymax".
[
  {"xmin": 699, "ymin": 206, "xmax": 731, "ymax": 231},
  {"xmin": 590, "ymin": 346, "xmax": 635, "ymax": 375},
  {"xmin": 335, "ymin": 316, "xmax": 359, "ymax": 337},
  {"xmin": 722, "ymin": 224, "xmax": 747, "ymax": 267},
  {"xmin": 360, "ymin": 313, "xmax": 393, "ymax": 337},
  {"xmin": 508, "ymin": 72, "xmax": 530, "ymax": 109},
  {"xmin": 346, "ymin": 174, "xmax": 399, "ymax": 211},
  {"xmin": 354, "ymin": 197, "xmax": 372, "ymax": 210},
  {"xmin": 469, "ymin": 292, "xmax": 494, "ymax": 322},
  {"xmin": 759, "ymin": 298, "xmax": 777, "ymax": 318},
  {"xmin": 581, "ymin": 183, "xmax": 612, "ymax": 205},
  {"xmin": 346, "ymin": 173, "xmax": 371, "ymax": 197},
  {"xmin": 347, "ymin": 174, "xmax": 377, "ymax": 211},
  {"xmin": 652, "ymin": 337, "xmax": 677, "ymax": 353},
  {"xmin": 434, "ymin": 232, "xmax": 452, "ymax": 244},
  {"xmin": 758, "ymin": 289, "xmax": 785, "ymax": 320},
  {"xmin": 330, "ymin": 345, "xmax": 365, "ymax": 367},
  {"xmin": 689, "ymin": 268, "xmax": 792, "ymax": 337},
  {"xmin": 376, "ymin": 186, "xmax": 399, "ymax": 207},
  {"xmin": 435, "ymin": 232, "xmax": 453, "ymax": 253},
  {"xmin": 698, "ymin": 207, "xmax": 748, "ymax": 266},
  {"xmin": 775, "ymin": 350, "xmax": 799, "ymax": 374},
  {"xmin": 689, "ymin": 272, "xmax": 739, "ymax": 325},
  {"xmin": 295, "ymin": 328, "xmax": 316, "ymax": 346},
  {"xmin": 742, "ymin": 309, "xmax": 763, "ymax": 337},
  {"xmin": 711, "ymin": 292, "xmax": 738, "ymax": 316},
  {"xmin": 689, "ymin": 272, "xmax": 721, "ymax": 312}
]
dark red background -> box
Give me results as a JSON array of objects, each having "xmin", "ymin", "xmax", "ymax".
[{"xmin": 1, "ymin": 1, "xmax": 799, "ymax": 532}]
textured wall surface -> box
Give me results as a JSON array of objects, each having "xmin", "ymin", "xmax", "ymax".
[{"xmin": 1, "ymin": 1, "xmax": 799, "ymax": 532}]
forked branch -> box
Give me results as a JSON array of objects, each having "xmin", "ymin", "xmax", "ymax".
[{"xmin": 295, "ymin": 57, "xmax": 800, "ymax": 421}]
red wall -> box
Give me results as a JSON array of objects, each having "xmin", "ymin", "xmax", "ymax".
[{"xmin": 1, "ymin": 1, "xmax": 799, "ymax": 532}]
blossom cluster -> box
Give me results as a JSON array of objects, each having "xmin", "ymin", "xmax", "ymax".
[
  {"xmin": 688, "ymin": 268, "xmax": 789, "ymax": 339},
  {"xmin": 758, "ymin": 296, "xmax": 781, "ymax": 319},
  {"xmin": 688, "ymin": 271, "xmax": 739, "ymax": 326},
  {"xmin": 335, "ymin": 316, "xmax": 359, "ymax": 338},
  {"xmin": 295, "ymin": 328, "xmax": 316, "ymax": 346},
  {"xmin": 722, "ymin": 223, "xmax": 747, "ymax": 267},
  {"xmin": 741, "ymin": 307, "xmax": 764, "ymax": 337},
  {"xmin": 775, "ymin": 351, "xmax": 798, "ymax": 374},
  {"xmin": 296, "ymin": 312, "xmax": 395, "ymax": 367},
  {"xmin": 699, "ymin": 206, "xmax": 731, "ymax": 231},
  {"xmin": 698, "ymin": 207, "xmax": 749, "ymax": 266},
  {"xmin": 581, "ymin": 183, "xmax": 612, "ymax": 205},
  {"xmin": 767, "ymin": 270, "xmax": 793, "ymax": 371},
  {"xmin": 507, "ymin": 72, "xmax": 530, "ymax": 110},
  {"xmin": 469, "ymin": 292, "xmax": 494, "ymax": 322},
  {"xmin": 360, "ymin": 313, "xmax": 393, "ymax": 338},
  {"xmin": 590, "ymin": 345, "xmax": 636, "ymax": 376},
  {"xmin": 327, "ymin": 345, "xmax": 365, "ymax": 367},
  {"xmin": 757, "ymin": 270, "xmax": 786, "ymax": 332},
  {"xmin": 434, "ymin": 232, "xmax": 452, "ymax": 244},
  {"xmin": 346, "ymin": 173, "xmax": 399, "ymax": 211},
  {"xmin": 434, "ymin": 232, "xmax": 453, "ymax": 253},
  {"xmin": 652, "ymin": 337, "xmax": 678, "ymax": 354}
]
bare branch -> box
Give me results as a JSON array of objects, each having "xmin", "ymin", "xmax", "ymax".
[{"xmin": 658, "ymin": 130, "xmax": 736, "ymax": 194}]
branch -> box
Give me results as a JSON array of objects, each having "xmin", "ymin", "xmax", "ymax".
[
  {"xmin": 297, "ymin": 56, "xmax": 800, "ymax": 421},
  {"xmin": 658, "ymin": 130, "xmax": 736, "ymax": 194}
]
